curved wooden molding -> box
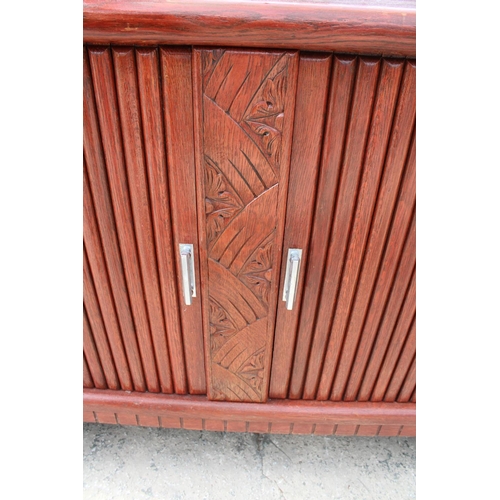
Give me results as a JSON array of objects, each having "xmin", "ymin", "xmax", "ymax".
[
  {"xmin": 84, "ymin": 389, "xmax": 416, "ymax": 432},
  {"xmin": 83, "ymin": 0, "xmax": 416, "ymax": 57}
]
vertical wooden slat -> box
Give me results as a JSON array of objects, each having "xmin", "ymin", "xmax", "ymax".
[
  {"xmin": 269, "ymin": 53, "xmax": 332, "ymax": 399},
  {"xmin": 291, "ymin": 423, "xmax": 315, "ymax": 434},
  {"xmin": 371, "ymin": 281, "xmax": 416, "ymax": 402},
  {"xmin": 113, "ymin": 46, "xmax": 176, "ymax": 394},
  {"xmin": 83, "ymin": 411, "xmax": 96, "ymax": 423},
  {"xmin": 357, "ymin": 215, "xmax": 416, "ymax": 401},
  {"xmin": 411, "ymin": 389, "xmax": 416, "ymax": 403},
  {"xmin": 84, "ymin": 48, "xmax": 134, "ymax": 391},
  {"xmin": 83, "ymin": 243, "xmax": 121, "ymax": 391},
  {"xmin": 136, "ymin": 47, "xmax": 189, "ymax": 395},
  {"xmin": 344, "ymin": 128, "xmax": 416, "ymax": 401},
  {"xmin": 319, "ymin": 59, "xmax": 405, "ymax": 401},
  {"xmin": 204, "ymin": 419, "xmax": 225, "ymax": 431},
  {"xmin": 83, "ymin": 307, "xmax": 107, "ymax": 389},
  {"xmin": 396, "ymin": 357, "xmax": 416, "ymax": 403},
  {"xmin": 288, "ymin": 55, "xmax": 357, "ymax": 399},
  {"xmin": 303, "ymin": 57, "xmax": 381, "ymax": 400},
  {"xmin": 88, "ymin": 46, "xmax": 157, "ymax": 392},
  {"xmin": 161, "ymin": 47, "xmax": 206, "ymax": 394},
  {"xmin": 382, "ymin": 317, "xmax": 416, "ymax": 402},
  {"xmin": 83, "ymin": 354, "xmax": 95, "ymax": 389}
]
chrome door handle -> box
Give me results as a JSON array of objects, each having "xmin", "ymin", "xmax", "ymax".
[
  {"xmin": 179, "ymin": 244, "xmax": 196, "ymax": 305},
  {"xmin": 282, "ymin": 249, "xmax": 302, "ymax": 310}
]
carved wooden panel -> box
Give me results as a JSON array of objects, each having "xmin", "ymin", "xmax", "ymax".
[{"xmin": 194, "ymin": 48, "xmax": 298, "ymax": 402}]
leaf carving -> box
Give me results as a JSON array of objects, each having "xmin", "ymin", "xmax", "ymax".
[
  {"xmin": 205, "ymin": 156, "xmax": 243, "ymax": 246},
  {"xmin": 209, "ymin": 298, "xmax": 238, "ymax": 353},
  {"xmin": 243, "ymin": 67, "xmax": 287, "ymax": 173},
  {"xmin": 237, "ymin": 347, "xmax": 265, "ymax": 395},
  {"xmin": 239, "ymin": 238, "xmax": 273, "ymax": 306}
]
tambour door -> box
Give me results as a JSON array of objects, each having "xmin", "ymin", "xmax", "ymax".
[{"xmin": 270, "ymin": 55, "xmax": 416, "ymax": 405}]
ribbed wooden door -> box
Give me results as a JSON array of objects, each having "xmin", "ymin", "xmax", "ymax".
[{"xmin": 270, "ymin": 55, "xmax": 416, "ymax": 404}]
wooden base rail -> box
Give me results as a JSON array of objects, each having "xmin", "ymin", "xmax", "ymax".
[{"xmin": 84, "ymin": 389, "xmax": 416, "ymax": 436}]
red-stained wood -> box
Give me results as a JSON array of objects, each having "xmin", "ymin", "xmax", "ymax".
[
  {"xmin": 84, "ymin": 389, "xmax": 415, "ymax": 426},
  {"xmin": 270, "ymin": 422, "xmax": 291, "ymax": 434},
  {"xmin": 357, "ymin": 214, "xmax": 416, "ymax": 401},
  {"xmin": 83, "ymin": 1, "xmax": 416, "ymax": 57},
  {"xmin": 287, "ymin": 55, "xmax": 357, "ymax": 400},
  {"xmin": 83, "ymin": 354, "xmax": 95, "ymax": 389},
  {"xmin": 335, "ymin": 424, "xmax": 358, "ymax": 435},
  {"xmin": 83, "ymin": 307, "xmax": 107, "ymax": 390},
  {"xmin": 138, "ymin": 415, "xmax": 160, "ymax": 427},
  {"xmin": 396, "ymin": 357, "xmax": 415, "ymax": 403},
  {"xmin": 84, "ymin": 411, "xmax": 96, "ymax": 423},
  {"xmin": 160, "ymin": 417, "xmax": 182, "ymax": 429},
  {"xmin": 116, "ymin": 413, "xmax": 138, "ymax": 426},
  {"xmin": 204, "ymin": 419, "xmax": 225, "ymax": 432},
  {"xmin": 269, "ymin": 53, "xmax": 332, "ymax": 399},
  {"xmin": 314, "ymin": 424, "xmax": 335, "ymax": 435},
  {"xmin": 373, "ymin": 282, "xmax": 416, "ymax": 402},
  {"xmin": 87, "ymin": 46, "xmax": 150, "ymax": 392},
  {"xmin": 193, "ymin": 48, "xmax": 298, "ymax": 402},
  {"xmin": 160, "ymin": 47, "xmax": 206, "ymax": 394},
  {"xmin": 320, "ymin": 58, "xmax": 406, "ymax": 401},
  {"xmin": 356, "ymin": 424, "xmax": 380, "ymax": 436},
  {"xmin": 291, "ymin": 423, "xmax": 315, "ymax": 435},
  {"xmin": 95, "ymin": 411, "xmax": 117, "ymax": 425},
  {"xmin": 180, "ymin": 418, "xmax": 203, "ymax": 430},
  {"xmin": 303, "ymin": 57, "xmax": 381, "ymax": 400},
  {"xmin": 112, "ymin": 46, "xmax": 170, "ymax": 394},
  {"xmin": 248, "ymin": 421, "xmax": 270, "ymax": 433},
  {"xmin": 411, "ymin": 389, "xmax": 416, "ymax": 403},
  {"xmin": 135, "ymin": 47, "xmax": 190, "ymax": 395},
  {"xmin": 400, "ymin": 425, "xmax": 415, "ymax": 436},
  {"xmin": 378, "ymin": 425, "xmax": 401, "ymax": 436},
  {"xmin": 84, "ymin": 50, "xmax": 135, "ymax": 391},
  {"xmin": 226, "ymin": 421, "xmax": 247, "ymax": 433},
  {"xmin": 344, "ymin": 125, "xmax": 416, "ymax": 401}
]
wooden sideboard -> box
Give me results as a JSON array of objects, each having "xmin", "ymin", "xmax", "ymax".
[{"xmin": 83, "ymin": 0, "xmax": 416, "ymax": 436}]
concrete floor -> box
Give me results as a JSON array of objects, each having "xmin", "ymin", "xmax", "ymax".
[{"xmin": 83, "ymin": 423, "xmax": 415, "ymax": 499}]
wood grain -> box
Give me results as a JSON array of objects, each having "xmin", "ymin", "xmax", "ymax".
[
  {"xmin": 135, "ymin": 47, "xmax": 190, "ymax": 395},
  {"xmin": 83, "ymin": 353, "xmax": 95, "ymax": 389},
  {"xmin": 112, "ymin": 46, "xmax": 168, "ymax": 394},
  {"xmin": 83, "ymin": 307, "xmax": 107, "ymax": 390},
  {"xmin": 357, "ymin": 214, "xmax": 416, "ymax": 401},
  {"xmin": 160, "ymin": 47, "xmax": 206, "ymax": 394},
  {"xmin": 87, "ymin": 45, "xmax": 150, "ymax": 392},
  {"xmin": 83, "ymin": 0, "xmax": 416, "ymax": 57},
  {"xmin": 269, "ymin": 53, "xmax": 332, "ymax": 399},
  {"xmin": 396, "ymin": 356, "xmax": 416, "ymax": 403},
  {"xmin": 372, "ymin": 278, "xmax": 416, "ymax": 402},
  {"xmin": 194, "ymin": 48, "xmax": 298, "ymax": 402},
  {"xmin": 303, "ymin": 57, "xmax": 381, "ymax": 400},
  {"xmin": 288, "ymin": 55, "xmax": 357, "ymax": 400},
  {"xmin": 84, "ymin": 388, "xmax": 416, "ymax": 428},
  {"xmin": 320, "ymin": 58, "xmax": 405, "ymax": 401},
  {"xmin": 344, "ymin": 125, "xmax": 416, "ymax": 401}
]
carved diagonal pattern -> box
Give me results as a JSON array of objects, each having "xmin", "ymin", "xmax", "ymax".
[{"xmin": 201, "ymin": 49, "xmax": 295, "ymax": 402}]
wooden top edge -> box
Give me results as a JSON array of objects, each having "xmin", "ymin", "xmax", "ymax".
[{"xmin": 83, "ymin": 0, "xmax": 416, "ymax": 57}]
